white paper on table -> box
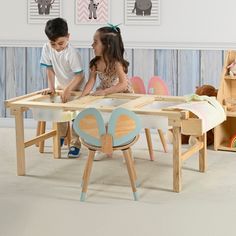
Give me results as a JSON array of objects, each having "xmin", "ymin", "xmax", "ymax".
[{"xmin": 169, "ymin": 97, "xmax": 226, "ymax": 133}]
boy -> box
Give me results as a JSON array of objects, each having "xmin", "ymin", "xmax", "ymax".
[{"xmin": 40, "ymin": 17, "xmax": 84, "ymax": 158}]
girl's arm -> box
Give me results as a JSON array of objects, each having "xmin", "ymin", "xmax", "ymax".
[
  {"xmin": 93, "ymin": 62, "xmax": 128, "ymax": 96},
  {"xmin": 80, "ymin": 68, "xmax": 97, "ymax": 97}
]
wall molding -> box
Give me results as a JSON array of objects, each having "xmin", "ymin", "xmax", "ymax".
[
  {"xmin": 1, "ymin": 40, "xmax": 236, "ymax": 50},
  {"xmin": 0, "ymin": 117, "xmax": 39, "ymax": 129}
]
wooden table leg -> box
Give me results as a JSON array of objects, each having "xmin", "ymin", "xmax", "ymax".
[
  {"xmin": 199, "ymin": 133, "xmax": 207, "ymax": 172},
  {"xmin": 172, "ymin": 126, "xmax": 182, "ymax": 192},
  {"xmin": 14, "ymin": 108, "xmax": 25, "ymax": 176},
  {"xmin": 39, "ymin": 121, "xmax": 46, "ymax": 153}
]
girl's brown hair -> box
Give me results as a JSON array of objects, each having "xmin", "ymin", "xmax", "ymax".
[{"xmin": 90, "ymin": 26, "xmax": 129, "ymax": 74}]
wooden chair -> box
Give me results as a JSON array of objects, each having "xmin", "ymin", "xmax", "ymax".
[
  {"xmin": 129, "ymin": 76, "xmax": 168, "ymax": 161},
  {"xmin": 73, "ymin": 107, "xmax": 142, "ymax": 201},
  {"xmin": 147, "ymin": 76, "xmax": 169, "ymax": 153}
]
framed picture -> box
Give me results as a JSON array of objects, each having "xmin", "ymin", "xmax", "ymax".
[
  {"xmin": 28, "ymin": 0, "xmax": 62, "ymax": 24},
  {"xmin": 75, "ymin": 0, "xmax": 110, "ymax": 24},
  {"xmin": 125, "ymin": 0, "xmax": 160, "ymax": 25}
]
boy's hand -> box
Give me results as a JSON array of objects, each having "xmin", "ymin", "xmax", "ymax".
[
  {"xmin": 60, "ymin": 88, "xmax": 71, "ymax": 103},
  {"xmin": 42, "ymin": 88, "xmax": 56, "ymax": 95}
]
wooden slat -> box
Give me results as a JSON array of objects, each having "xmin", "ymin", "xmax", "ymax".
[
  {"xmin": 178, "ymin": 50, "xmax": 200, "ymax": 96},
  {"xmin": 24, "ymin": 130, "xmax": 56, "ymax": 148},
  {"xmin": 0, "ymin": 48, "xmax": 6, "ymax": 117},
  {"xmin": 181, "ymin": 118, "xmax": 203, "ymax": 135},
  {"xmin": 155, "ymin": 49, "xmax": 178, "ymax": 96},
  {"xmin": 125, "ymin": 49, "xmax": 133, "ymax": 78},
  {"xmin": 200, "ymin": 50, "xmax": 223, "ymax": 87},
  {"xmin": 5, "ymin": 48, "xmax": 27, "ymax": 117},
  {"xmin": 77, "ymin": 48, "xmax": 90, "ymax": 90},
  {"xmin": 133, "ymin": 49, "xmax": 155, "ymax": 88},
  {"xmin": 119, "ymin": 96, "xmax": 155, "ymax": 109},
  {"xmin": 26, "ymin": 47, "xmax": 46, "ymax": 118},
  {"xmin": 181, "ymin": 140, "xmax": 204, "ymax": 161},
  {"xmin": 5, "ymin": 90, "xmax": 47, "ymax": 108}
]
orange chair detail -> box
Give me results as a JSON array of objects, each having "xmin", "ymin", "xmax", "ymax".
[
  {"xmin": 147, "ymin": 76, "xmax": 169, "ymax": 95},
  {"xmin": 129, "ymin": 76, "xmax": 146, "ymax": 94}
]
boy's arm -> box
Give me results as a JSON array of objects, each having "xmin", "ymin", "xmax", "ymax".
[
  {"xmin": 42, "ymin": 67, "xmax": 55, "ymax": 95},
  {"xmin": 61, "ymin": 72, "xmax": 84, "ymax": 103},
  {"xmin": 93, "ymin": 63, "xmax": 128, "ymax": 96}
]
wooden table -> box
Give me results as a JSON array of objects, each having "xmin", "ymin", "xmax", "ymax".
[{"xmin": 5, "ymin": 90, "xmax": 208, "ymax": 193}]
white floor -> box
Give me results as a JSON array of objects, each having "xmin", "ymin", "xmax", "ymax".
[{"xmin": 1, "ymin": 127, "xmax": 236, "ymax": 236}]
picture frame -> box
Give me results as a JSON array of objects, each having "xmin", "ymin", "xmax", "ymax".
[
  {"xmin": 75, "ymin": 0, "xmax": 110, "ymax": 25},
  {"xmin": 28, "ymin": 0, "xmax": 62, "ymax": 24},
  {"xmin": 125, "ymin": 0, "xmax": 160, "ymax": 25}
]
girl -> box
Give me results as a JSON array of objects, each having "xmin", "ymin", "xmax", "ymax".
[
  {"xmin": 80, "ymin": 25, "xmax": 133, "ymax": 160},
  {"xmin": 81, "ymin": 25, "xmax": 133, "ymax": 97}
]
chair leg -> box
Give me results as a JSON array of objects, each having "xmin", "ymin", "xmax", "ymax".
[
  {"xmin": 80, "ymin": 149, "xmax": 95, "ymax": 201},
  {"xmin": 64, "ymin": 121, "xmax": 71, "ymax": 148},
  {"xmin": 39, "ymin": 121, "xmax": 46, "ymax": 153},
  {"xmin": 123, "ymin": 149, "xmax": 138, "ymax": 201},
  {"xmin": 128, "ymin": 148, "xmax": 141, "ymax": 187},
  {"xmin": 157, "ymin": 129, "xmax": 168, "ymax": 153},
  {"xmin": 145, "ymin": 128, "xmax": 154, "ymax": 161}
]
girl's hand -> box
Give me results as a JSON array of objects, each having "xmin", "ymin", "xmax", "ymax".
[
  {"xmin": 92, "ymin": 90, "xmax": 106, "ymax": 96},
  {"xmin": 42, "ymin": 88, "xmax": 55, "ymax": 95}
]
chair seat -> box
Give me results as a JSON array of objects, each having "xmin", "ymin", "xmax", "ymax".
[{"xmin": 81, "ymin": 135, "xmax": 139, "ymax": 151}]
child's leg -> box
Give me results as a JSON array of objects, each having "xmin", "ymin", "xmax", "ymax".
[
  {"xmin": 67, "ymin": 120, "xmax": 81, "ymax": 158},
  {"xmin": 70, "ymin": 125, "xmax": 82, "ymax": 149}
]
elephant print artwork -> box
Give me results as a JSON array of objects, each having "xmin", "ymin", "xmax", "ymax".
[
  {"xmin": 125, "ymin": 0, "xmax": 160, "ymax": 25},
  {"xmin": 35, "ymin": 0, "xmax": 55, "ymax": 15},
  {"xmin": 132, "ymin": 0, "xmax": 152, "ymax": 16},
  {"xmin": 28, "ymin": 0, "xmax": 61, "ymax": 24},
  {"xmin": 88, "ymin": 0, "xmax": 99, "ymax": 19}
]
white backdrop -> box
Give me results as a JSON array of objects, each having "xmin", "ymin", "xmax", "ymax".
[{"xmin": 0, "ymin": 0, "xmax": 236, "ymax": 49}]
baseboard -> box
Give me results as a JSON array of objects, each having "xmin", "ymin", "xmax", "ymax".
[{"xmin": 0, "ymin": 117, "xmax": 39, "ymax": 129}]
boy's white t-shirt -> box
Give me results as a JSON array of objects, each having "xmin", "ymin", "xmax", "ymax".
[{"xmin": 40, "ymin": 42, "xmax": 83, "ymax": 89}]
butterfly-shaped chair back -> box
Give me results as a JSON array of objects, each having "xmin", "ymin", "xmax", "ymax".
[
  {"xmin": 73, "ymin": 107, "xmax": 141, "ymax": 201},
  {"xmin": 129, "ymin": 76, "xmax": 146, "ymax": 94},
  {"xmin": 73, "ymin": 107, "xmax": 141, "ymax": 154},
  {"xmin": 147, "ymin": 76, "xmax": 169, "ymax": 95}
]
